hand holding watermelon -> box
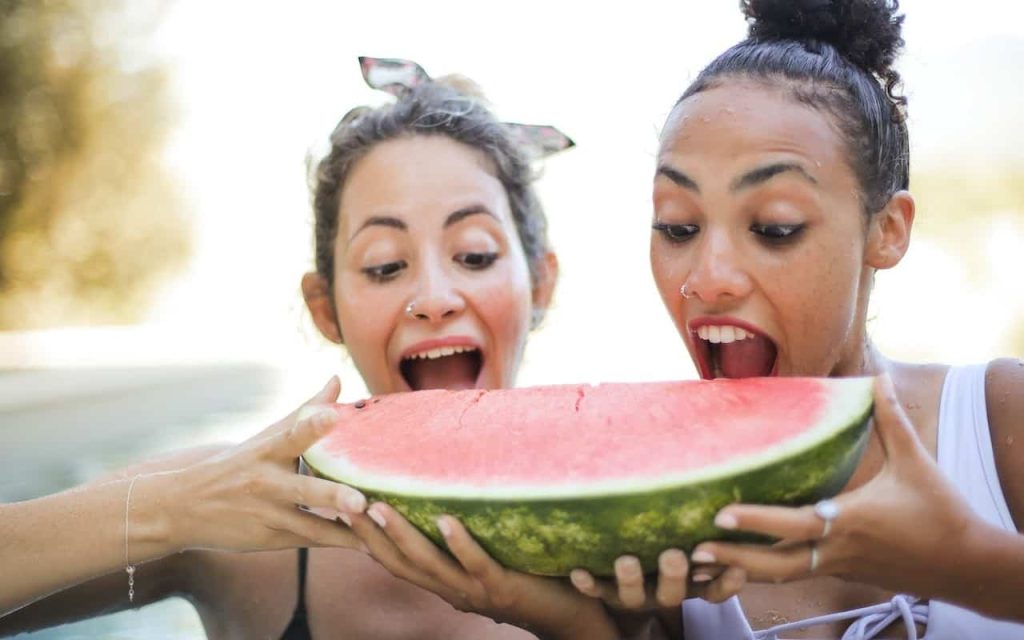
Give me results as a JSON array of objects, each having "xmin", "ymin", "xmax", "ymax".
[
  {"xmin": 688, "ymin": 375, "xmax": 997, "ymax": 604},
  {"xmin": 344, "ymin": 501, "xmax": 620, "ymax": 640},
  {"xmin": 159, "ymin": 376, "xmax": 366, "ymax": 553},
  {"xmin": 566, "ymin": 547, "xmax": 745, "ymax": 632}
]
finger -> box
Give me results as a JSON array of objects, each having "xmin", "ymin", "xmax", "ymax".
[
  {"xmin": 437, "ymin": 516, "xmax": 510, "ymax": 603},
  {"xmin": 277, "ymin": 406, "xmax": 339, "ymax": 458},
  {"xmin": 371, "ymin": 504, "xmax": 477, "ymax": 595},
  {"xmin": 873, "ymin": 373, "xmax": 927, "ymax": 460},
  {"xmin": 268, "ymin": 506, "xmax": 364, "ymax": 550},
  {"xmin": 348, "ymin": 509, "xmax": 461, "ymax": 599},
  {"xmin": 309, "ymin": 374, "xmax": 342, "ymax": 405},
  {"xmin": 691, "ymin": 541, "xmax": 812, "ymax": 583},
  {"xmin": 688, "ymin": 563, "xmax": 726, "ymax": 588},
  {"xmin": 713, "ymin": 503, "xmax": 825, "ymax": 541},
  {"xmin": 287, "ymin": 474, "xmax": 366, "ymax": 513},
  {"xmin": 569, "ymin": 569, "xmax": 621, "ymax": 605},
  {"xmin": 654, "ymin": 549, "xmax": 688, "ymax": 607},
  {"xmin": 614, "ymin": 555, "xmax": 647, "ymax": 609},
  {"xmin": 700, "ymin": 566, "xmax": 748, "ymax": 603}
]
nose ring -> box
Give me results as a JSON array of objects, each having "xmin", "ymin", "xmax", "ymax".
[
  {"xmin": 680, "ymin": 283, "xmax": 693, "ymax": 299},
  {"xmin": 405, "ymin": 302, "xmax": 416, "ymax": 317}
]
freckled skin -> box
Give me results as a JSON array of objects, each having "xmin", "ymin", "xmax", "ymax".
[{"xmin": 333, "ymin": 136, "xmax": 536, "ymax": 395}]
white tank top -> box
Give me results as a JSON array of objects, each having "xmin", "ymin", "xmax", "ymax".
[{"xmin": 681, "ymin": 364, "xmax": 1023, "ymax": 639}]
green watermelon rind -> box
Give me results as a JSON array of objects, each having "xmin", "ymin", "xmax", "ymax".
[{"xmin": 303, "ymin": 377, "xmax": 873, "ymax": 576}]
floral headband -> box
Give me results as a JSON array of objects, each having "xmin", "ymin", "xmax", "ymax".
[{"xmin": 358, "ymin": 56, "xmax": 575, "ymax": 158}]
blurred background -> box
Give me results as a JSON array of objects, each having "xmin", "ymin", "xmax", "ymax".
[{"xmin": 2, "ymin": 0, "xmax": 1022, "ymax": 637}]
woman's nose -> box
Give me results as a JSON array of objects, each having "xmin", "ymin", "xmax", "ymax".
[
  {"xmin": 405, "ymin": 263, "xmax": 466, "ymax": 322},
  {"xmin": 683, "ymin": 231, "xmax": 753, "ymax": 304}
]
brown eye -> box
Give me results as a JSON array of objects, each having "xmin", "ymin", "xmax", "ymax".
[
  {"xmin": 652, "ymin": 222, "xmax": 699, "ymax": 243},
  {"xmin": 361, "ymin": 260, "xmax": 406, "ymax": 282},
  {"xmin": 751, "ymin": 223, "xmax": 805, "ymax": 244},
  {"xmin": 455, "ymin": 252, "xmax": 498, "ymax": 270}
]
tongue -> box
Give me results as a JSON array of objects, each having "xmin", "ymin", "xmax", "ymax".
[
  {"xmin": 404, "ymin": 353, "xmax": 479, "ymax": 391},
  {"xmin": 718, "ymin": 336, "xmax": 777, "ymax": 378}
]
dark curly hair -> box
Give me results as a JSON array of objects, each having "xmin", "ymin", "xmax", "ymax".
[
  {"xmin": 677, "ymin": 0, "xmax": 909, "ymax": 215},
  {"xmin": 310, "ymin": 80, "xmax": 552, "ymax": 305}
]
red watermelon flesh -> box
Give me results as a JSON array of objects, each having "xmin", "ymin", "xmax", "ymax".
[{"xmin": 317, "ymin": 379, "xmax": 826, "ymax": 488}]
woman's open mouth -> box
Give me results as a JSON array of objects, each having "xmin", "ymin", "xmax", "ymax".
[
  {"xmin": 689, "ymin": 320, "xmax": 778, "ymax": 379},
  {"xmin": 399, "ymin": 345, "xmax": 483, "ymax": 391}
]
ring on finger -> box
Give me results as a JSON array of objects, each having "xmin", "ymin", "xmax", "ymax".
[
  {"xmin": 814, "ymin": 498, "xmax": 841, "ymax": 538},
  {"xmin": 809, "ymin": 542, "xmax": 820, "ymax": 574}
]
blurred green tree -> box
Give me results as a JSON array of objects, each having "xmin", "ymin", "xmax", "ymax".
[{"xmin": 0, "ymin": 0, "xmax": 189, "ymax": 330}]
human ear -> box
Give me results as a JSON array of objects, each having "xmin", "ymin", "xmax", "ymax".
[
  {"xmin": 866, "ymin": 191, "xmax": 915, "ymax": 270},
  {"xmin": 301, "ymin": 272, "xmax": 344, "ymax": 344},
  {"xmin": 530, "ymin": 251, "xmax": 559, "ymax": 329}
]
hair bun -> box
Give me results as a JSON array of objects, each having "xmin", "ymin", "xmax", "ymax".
[{"xmin": 742, "ymin": 0, "xmax": 905, "ymax": 77}]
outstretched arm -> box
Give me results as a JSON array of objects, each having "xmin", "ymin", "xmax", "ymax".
[{"xmin": 0, "ymin": 377, "xmax": 362, "ymax": 621}]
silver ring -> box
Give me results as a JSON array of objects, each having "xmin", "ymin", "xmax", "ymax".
[
  {"xmin": 680, "ymin": 283, "xmax": 692, "ymax": 299},
  {"xmin": 814, "ymin": 498, "xmax": 840, "ymax": 538},
  {"xmin": 809, "ymin": 543, "xmax": 820, "ymax": 574}
]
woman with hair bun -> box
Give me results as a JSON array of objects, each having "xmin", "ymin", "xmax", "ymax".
[
  {"xmin": 574, "ymin": 0, "xmax": 1024, "ymax": 636},
  {"xmin": 317, "ymin": 7, "xmax": 1023, "ymax": 636}
]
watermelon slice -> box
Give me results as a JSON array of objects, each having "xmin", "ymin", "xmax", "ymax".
[{"xmin": 303, "ymin": 377, "xmax": 873, "ymax": 576}]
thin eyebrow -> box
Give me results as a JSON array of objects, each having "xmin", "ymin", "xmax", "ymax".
[
  {"xmin": 730, "ymin": 163, "xmax": 818, "ymax": 192},
  {"xmin": 656, "ymin": 165, "xmax": 700, "ymax": 193},
  {"xmin": 349, "ymin": 216, "xmax": 406, "ymax": 242},
  {"xmin": 444, "ymin": 204, "xmax": 496, "ymax": 228}
]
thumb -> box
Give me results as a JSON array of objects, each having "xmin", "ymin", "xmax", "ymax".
[
  {"xmin": 308, "ymin": 375, "xmax": 342, "ymax": 405},
  {"xmin": 872, "ymin": 373, "xmax": 927, "ymax": 462},
  {"xmin": 281, "ymin": 406, "xmax": 339, "ymax": 458}
]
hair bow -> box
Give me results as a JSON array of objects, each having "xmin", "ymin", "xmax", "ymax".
[{"xmin": 358, "ymin": 56, "xmax": 575, "ymax": 158}]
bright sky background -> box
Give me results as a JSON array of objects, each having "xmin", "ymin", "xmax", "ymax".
[{"xmin": 16, "ymin": 1, "xmax": 1023, "ymax": 412}]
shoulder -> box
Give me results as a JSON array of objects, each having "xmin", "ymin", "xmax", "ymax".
[{"xmin": 984, "ymin": 357, "xmax": 1024, "ymax": 531}]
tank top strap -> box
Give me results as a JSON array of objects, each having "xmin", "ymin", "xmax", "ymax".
[{"xmin": 936, "ymin": 363, "xmax": 1016, "ymax": 531}]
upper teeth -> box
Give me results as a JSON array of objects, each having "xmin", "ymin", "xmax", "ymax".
[
  {"xmin": 696, "ymin": 325, "xmax": 754, "ymax": 344},
  {"xmin": 405, "ymin": 345, "xmax": 477, "ymax": 360}
]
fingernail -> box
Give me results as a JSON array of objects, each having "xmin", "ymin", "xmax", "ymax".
[
  {"xmin": 615, "ymin": 555, "xmax": 641, "ymax": 577},
  {"xmin": 367, "ymin": 506, "xmax": 386, "ymax": 529},
  {"xmin": 714, "ymin": 512, "xmax": 738, "ymax": 529},
  {"xmin": 342, "ymin": 491, "xmax": 366, "ymax": 513},
  {"xmin": 337, "ymin": 513, "xmax": 351, "ymax": 526},
  {"xmin": 660, "ymin": 549, "xmax": 685, "ymax": 572},
  {"xmin": 692, "ymin": 572, "xmax": 713, "ymax": 583},
  {"xmin": 436, "ymin": 516, "xmax": 452, "ymax": 538},
  {"xmin": 691, "ymin": 550, "xmax": 716, "ymax": 564},
  {"xmin": 569, "ymin": 569, "xmax": 593, "ymax": 589}
]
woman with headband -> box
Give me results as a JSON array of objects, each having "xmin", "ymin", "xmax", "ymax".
[{"xmin": 2, "ymin": 58, "xmax": 637, "ymax": 640}]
